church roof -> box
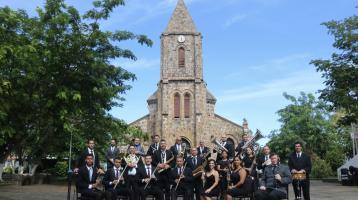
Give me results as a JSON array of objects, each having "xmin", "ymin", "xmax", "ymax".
[
  {"xmin": 164, "ymin": 0, "xmax": 197, "ymax": 34},
  {"xmin": 206, "ymin": 90, "xmax": 217, "ymax": 104},
  {"xmin": 147, "ymin": 90, "xmax": 158, "ymax": 104}
]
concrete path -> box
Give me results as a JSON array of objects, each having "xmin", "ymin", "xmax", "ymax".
[{"xmin": 0, "ymin": 180, "xmax": 357, "ymax": 200}]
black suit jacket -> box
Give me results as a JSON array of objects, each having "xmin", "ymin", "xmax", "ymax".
[
  {"xmin": 235, "ymin": 141, "xmax": 245, "ymax": 156},
  {"xmin": 147, "ymin": 143, "xmax": 160, "ymax": 156},
  {"xmin": 288, "ymin": 152, "xmax": 312, "ymax": 176},
  {"xmin": 136, "ymin": 165, "xmax": 160, "ymax": 187},
  {"xmin": 197, "ymin": 146, "xmax": 209, "ymax": 157},
  {"xmin": 170, "ymin": 144, "xmax": 182, "ymax": 157},
  {"xmin": 257, "ymin": 155, "xmax": 270, "ymax": 171},
  {"xmin": 169, "ymin": 167, "xmax": 193, "ymax": 188},
  {"xmin": 106, "ymin": 146, "xmax": 119, "ymax": 168},
  {"xmin": 102, "ymin": 167, "xmax": 127, "ymax": 189},
  {"xmin": 152, "ymin": 149, "xmax": 174, "ymax": 167},
  {"xmin": 76, "ymin": 148, "xmax": 100, "ymax": 169},
  {"xmin": 77, "ymin": 165, "xmax": 99, "ymax": 193},
  {"xmin": 186, "ymin": 156, "xmax": 204, "ymax": 171}
]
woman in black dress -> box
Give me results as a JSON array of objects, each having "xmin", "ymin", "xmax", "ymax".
[
  {"xmin": 217, "ymin": 151, "xmax": 230, "ymax": 199},
  {"xmin": 226, "ymin": 156, "xmax": 254, "ymax": 200},
  {"xmin": 201, "ymin": 159, "xmax": 220, "ymax": 200}
]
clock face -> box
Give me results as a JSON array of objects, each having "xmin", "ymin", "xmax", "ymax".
[{"xmin": 178, "ymin": 35, "xmax": 185, "ymax": 43}]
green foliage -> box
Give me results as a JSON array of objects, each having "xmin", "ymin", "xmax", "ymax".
[
  {"xmin": 0, "ymin": 0, "xmax": 152, "ymax": 162},
  {"xmin": 3, "ymin": 167, "xmax": 13, "ymax": 174},
  {"xmin": 311, "ymin": 158, "xmax": 333, "ymax": 178},
  {"xmin": 47, "ymin": 161, "xmax": 68, "ymax": 177},
  {"xmin": 310, "ymin": 14, "xmax": 358, "ymax": 126}
]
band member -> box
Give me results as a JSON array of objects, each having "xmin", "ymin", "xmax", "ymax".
[
  {"xmin": 169, "ymin": 157, "xmax": 193, "ymax": 200},
  {"xmin": 153, "ymin": 139, "xmax": 174, "ymax": 200},
  {"xmin": 216, "ymin": 150, "xmax": 230, "ymax": 200},
  {"xmin": 201, "ymin": 159, "xmax": 220, "ymax": 200},
  {"xmin": 124, "ymin": 145, "xmax": 140, "ymax": 200},
  {"xmin": 137, "ymin": 155, "xmax": 164, "ymax": 200},
  {"xmin": 147, "ymin": 134, "xmax": 160, "ymax": 156},
  {"xmin": 133, "ymin": 138, "xmax": 145, "ymax": 157},
  {"xmin": 235, "ymin": 134, "xmax": 249, "ymax": 157},
  {"xmin": 187, "ymin": 147, "xmax": 204, "ymax": 200},
  {"xmin": 170, "ymin": 137, "xmax": 184, "ymax": 158},
  {"xmin": 226, "ymin": 156, "xmax": 254, "ymax": 200},
  {"xmin": 216, "ymin": 136, "xmax": 234, "ymax": 160},
  {"xmin": 102, "ymin": 157, "xmax": 132, "ymax": 200},
  {"xmin": 75, "ymin": 139, "xmax": 103, "ymax": 173},
  {"xmin": 257, "ymin": 146, "xmax": 271, "ymax": 174},
  {"xmin": 197, "ymin": 141, "xmax": 209, "ymax": 158},
  {"xmin": 288, "ymin": 142, "xmax": 312, "ymax": 200},
  {"xmin": 255, "ymin": 153, "xmax": 292, "ymax": 200},
  {"xmin": 106, "ymin": 139, "xmax": 119, "ymax": 169},
  {"xmin": 77, "ymin": 154, "xmax": 105, "ymax": 200},
  {"xmin": 242, "ymin": 147, "xmax": 257, "ymax": 181}
]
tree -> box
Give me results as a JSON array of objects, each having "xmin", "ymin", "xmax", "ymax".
[
  {"xmin": 310, "ymin": 14, "xmax": 358, "ymax": 126},
  {"xmin": 0, "ymin": 0, "xmax": 152, "ymax": 163},
  {"xmin": 268, "ymin": 92, "xmax": 349, "ymax": 173}
]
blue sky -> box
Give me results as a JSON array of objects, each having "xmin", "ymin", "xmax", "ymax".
[{"xmin": 1, "ymin": 0, "xmax": 356, "ymax": 144}]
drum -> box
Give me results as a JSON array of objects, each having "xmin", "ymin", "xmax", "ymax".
[{"xmin": 292, "ymin": 172, "xmax": 306, "ymax": 180}]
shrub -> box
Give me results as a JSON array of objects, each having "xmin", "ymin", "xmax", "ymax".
[
  {"xmin": 48, "ymin": 161, "xmax": 68, "ymax": 177},
  {"xmin": 311, "ymin": 158, "xmax": 333, "ymax": 178},
  {"xmin": 3, "ymin": 167, "xmax": 13, "ymax": 174}
]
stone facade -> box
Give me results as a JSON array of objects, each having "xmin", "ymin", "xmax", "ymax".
[{"xmin": 130, "ymin": 0, "xmax": 249, "ymax": 148}]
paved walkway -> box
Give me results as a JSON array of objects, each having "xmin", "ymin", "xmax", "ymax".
[{"xmin": 0, "ymin": 180, "xmax": 357, "ymax": 200}]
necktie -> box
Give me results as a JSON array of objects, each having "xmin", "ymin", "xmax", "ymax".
[
  {"xmin": 265, "ymin": 156, "xmax": 268, "ymax": 161},
  {"xmin": 116, "ymin": 168, "xmax": 119, "ymax": 178},
  {"xmin": 89, "ymin": 167, "xmax": 93, "ymax": 181},
  {"xmin": 161, "ymin": 152, "xmax": 165, "ymax": 163},
  {"xmin": 272, "ymin": 165, "xmax": 277, "ymax": 187},
  {"xmin": 297, "ymin": 153, "xmax": 300, "ymax": 159},
  {"xmin": 147, "ymin": 167, "xmax": 151, "ymax": 176},
  {"xmin": 194, "ymin": 157, "xmax": 197, "ymax": 166},
  {"xmin": 179, "ymin": 167, "xmax": 182, "ymax": 175},
  {"xmin": 200, "ymin": 147, "xmax": 203, "ymax": 154}
]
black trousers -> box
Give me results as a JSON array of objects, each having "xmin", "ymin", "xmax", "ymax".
[
  {"xmin": 81, "ymin": 189, "xmax": 105, "ymax": 200},
  {"xmin": 106, "ymin": 185, "xmax": 132, "ymax": 200},
  {"xmin": 127, "ymin": 175, "xmax": 139, "ymax": 200},
  {"xmin": 157, "ymin": 172, "xmax": 170, "ymax": 200},
  {"xmin": 138, "ymin": 186, "xmax": 164, "ymax": 200},
  {"xmin": 292, "ymin": 179, "xmax": 310, "ymax": 200},
  {"xmin": 254, "ymin": 188, "xmax": 286, "ymax": 200},
  {"xmin": 192, "ymin": 177, "xmax": 203, "ymax": 200},
  {"xmin": 170, "ymin": 185, "xmax": 193, "ymax": 200}
]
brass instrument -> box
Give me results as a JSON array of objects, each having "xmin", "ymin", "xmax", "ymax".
[
  {"xmin": 239, "ymin": 129, "xmax": 264, "ymax": 158},
  {"xmin": 94, "ymin": 173, "xmax": 104, "ymax": 191},
  {"xmin": 158, "ymin": 155, "xmax": 175, "ymax": 173},
  {"xmin": 175, "ymin": 162, "xmax": 187, "ymax": 191},
  {"xmin": 113, "ymin": 165, "xmax": 127, "ymax": 189},
  {"xmin": 192, "ymin": 154, "xmax": 210, "ymax": 177},
  {"xmin": 211, "ymin": 137, "xmax": 229, "ymax": 154}
]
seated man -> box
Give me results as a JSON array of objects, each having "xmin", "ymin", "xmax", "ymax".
[
  {"xmin": 77, "ymin": 154, "xmax": 105, "ymax": 200},
  {"xmin": 137, "ymin": 155, "xmax": 164, "ymax": 200},
  {"xmin": 102, "ymin": 157, "xmax": 132, "ymax": 200},
  {"xmin": 169, "ymin": 156, "xmax": 193, "ymax": 200},
  {"xmin": 255, "ymin": 153, "xmax": 292, "ymax": 200}
]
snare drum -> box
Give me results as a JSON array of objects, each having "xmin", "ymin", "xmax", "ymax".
[{"xmin": 292, "ymin": 172, "xmax": 306, "ymax": 180}]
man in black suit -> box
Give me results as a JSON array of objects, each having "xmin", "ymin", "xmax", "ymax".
[
  {"xmin": 197, "ymin": 140, "xmax": 210, "ymax": 158},
  {"xmin": 288, "ymin": 142, "xmax": 312, "ymax": 200},
  {"xmin": 75, "ymin": 139, "xmax": 103, "ymax": 174},
  {"xmin": 255, "ymin": 153, "xmax": 292, "ymax": 200},
  {"xmin": 216, "ymin": 136, "xmax": 234, "ymax": 160},
  {"xmin": 137, "ymin": 154, "xmax": 164, "ymax": 200},
  {"xmin": 153, "ymin": 139, "xmax": 174, "ymax": 200},
  {"xmin": 147, "ymin": 134, "xmax": 160, "ymax": 156},
  {"xmin": 77, "ymin": 154, "xmax": 105, "ymax": 200},
  {"xmin": 186, "ymin": 147, "xmax": 204, "ymax": 200},
  {"xmin": 235, "ymin": 134, "xmax": 249, "ymax": 157},
  {"xmin": 106, "ymin": 139, "xmax": 119, "ymax": 169},
  {"xmin": 169, "ymin": 156, "xmax": 193, "ymax": 200},
  {"xmin": 170, "ymin": 137, "xmax": 184, "ymax": 158},
  {"xmin": 257, "ymin": 146, "xmax": 271, "ymax": 176},
  {"xmin": 102, "ymin": 157, "xmax": 132, "ymax": 200}
]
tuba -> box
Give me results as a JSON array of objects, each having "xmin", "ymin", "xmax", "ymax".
[
  {"xmin": 240, "ymin": 129, "xmax": 264, "ymax": 154},
  {"xmin": 211, "ymin": 137, "xmax": 229, "ymax": 154}
]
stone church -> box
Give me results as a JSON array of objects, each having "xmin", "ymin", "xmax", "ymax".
[{"xmin": 130, "ymin": 0, "xmax": 250, "ymax": 147}]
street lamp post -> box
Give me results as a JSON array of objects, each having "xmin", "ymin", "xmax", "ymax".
[{"xmin": 67, "ymin": 132, "xmax": 73, "ymax": 200}]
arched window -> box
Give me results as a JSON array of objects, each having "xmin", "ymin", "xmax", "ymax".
[
  {"xmin": 174, "ymin": 93, "xmax": 180, "ymax": 118},
  {"xmin": 178, "ymin": 47, "xmax": 185, "ymax": 67},
  {"xmin": 184, "ymin": 93, "xmax": 190, "ymax": 118}
]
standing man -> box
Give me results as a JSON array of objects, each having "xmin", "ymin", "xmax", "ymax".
[
  {"xmin": 77, "ymin": 154, "xmax": 105, "ymax": 200},
  {"xmin": 75, "ymin": 139, "xmax": 103, "ymax": 174},
  {"xmin": 106, "ymin": 139, "xmax": 119, "ymax": 169},
  {"xmin": 197, "ymin": 140, "xmax": 210, "ymax": 158},
  {"xmin": 235, "ymin": 134, "xmax": 249, "ymax": 157},
  {"xmin": 153, "ymin": 139, "xmax": 174, "ymax": 200},
  {"xmin": 186, "ymin": 147, "xmax": 204, "ymax": 200},
  {"xmin": 288, "ymin": 142, "xmax": 312, "ymax": 200},
  {"xmin": 216, "ymin": 136, "xmax": 234, "ymax": 160},
  {"xmin": 133, "ymin": 138, "xmax": 145, "ymax": 157},
  {"xmin": 255, "ymin": 153, "xmax": 292, "ymax": 200},
  {"xmin": 147, "ymin": 134, "xmax": 160, "ymax": 156},
  {"xmin": 170, "ymin": 137, "xmax": 183, "ymax": 158},
  {"xmin": 257, "ymin": 146, "xmax": 271, "ymax": 175}
]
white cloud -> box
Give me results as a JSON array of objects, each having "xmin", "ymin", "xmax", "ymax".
[
  {"xmin": 248, "ymin": 53, "xmax": 312, "ymax": 71},
  {"xmin": 219, "ymin": 69, "xmax": 323, "ymax": 102},
  {"xmin": 223, "ymin": 13, "xmax": 249, "ymax": 28},
  {"xmin": 118, "ymin": 58, "xmax": 160, "ymax": 70}
]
